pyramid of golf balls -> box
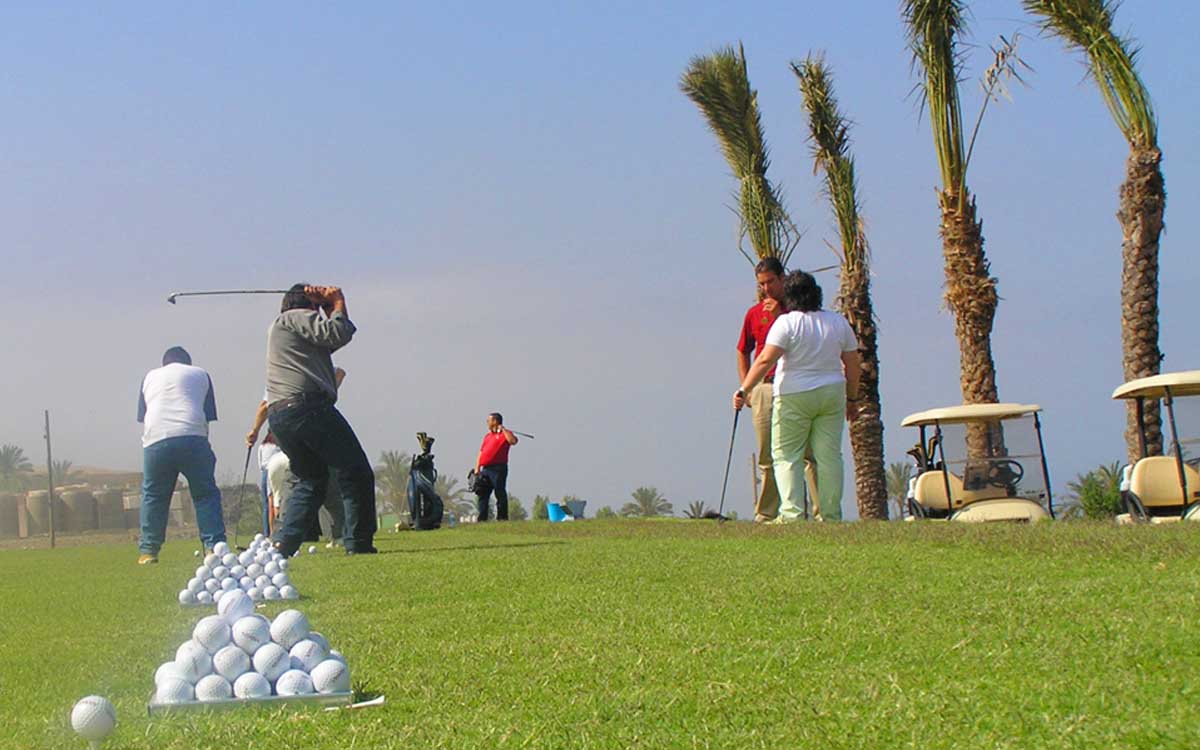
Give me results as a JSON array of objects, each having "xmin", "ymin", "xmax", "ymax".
[
  {"xmin": 153, "ymin": 606, "xmax": 352, "ymax": 704},
  {"xmin": 178, "ymin": 536, "xmax": 300, "ymax": 606}
]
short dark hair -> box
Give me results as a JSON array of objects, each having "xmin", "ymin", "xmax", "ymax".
[
  {"xmin": 783, "ymin": 270, "xmax": 823, "ymax": 312},
  {"xmin": 281, "ymin": 283, "xmax": 317, "ymax": 313},
  {"xmin": 754, "ymin": 257, "xmax": 784, "ymax": 278},
  {"xmin": 162, "ymin": 346, "xmax": 192, "ymax": 366},
  {"xmin": 489, "ymin": 412, "xmax": 504, "ymax": 425}
]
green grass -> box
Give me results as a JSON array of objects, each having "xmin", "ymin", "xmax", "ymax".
[{"xmin": 3, "ymin": 520, "xmax": 1198, "ymax": 749}]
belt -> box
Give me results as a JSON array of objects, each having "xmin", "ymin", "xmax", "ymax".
[{"xmin": 267, "ymin": 392, "xmax": 332, "ymax": 416}]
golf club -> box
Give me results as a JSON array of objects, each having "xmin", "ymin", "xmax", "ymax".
[
  {"xmin": 716, "ymin": 405, "xmax": 741, "ymax": 520},
  {"xmin": 166, "ymin": 289, "xmax": 289, "ymax": 304},
  {"xmin": 231, "ymin": 444, "xmax": 254, "ymax": 551},
  {"xmin": 508, "ymin": 429, "xmax": 535, "ymax": 439}
]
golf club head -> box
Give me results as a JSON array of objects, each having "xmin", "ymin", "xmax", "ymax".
[{"xmin": 167, "ymin": 293, "xmax": 179, "ymax": 304}]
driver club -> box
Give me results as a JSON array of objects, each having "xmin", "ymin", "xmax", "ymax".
[{"xmin": 166, "ymin": 289, "xmax": 289, "ymax": 304}]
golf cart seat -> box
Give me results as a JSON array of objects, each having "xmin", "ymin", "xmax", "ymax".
[
  {"xmin": 911, "ymin": 470, "xmax": 1009, "ymax": 511},
  {"xmin": 1120, "ymin": 456, "xmax": 1200, "ymax": 522}
]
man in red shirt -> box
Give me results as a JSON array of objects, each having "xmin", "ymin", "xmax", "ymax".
[
  {"xmin": 474, "ymin": 412, "xmax": 518, "ymax": 521},
  {"xmin": 737, "ymin": 257, "xmax": 818, "ymax": 522}
]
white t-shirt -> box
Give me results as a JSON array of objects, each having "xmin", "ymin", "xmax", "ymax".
[
  {"xmin": 765, "ymin": 310, "xmax": 859, "ymax": 396},
  {"xmin": 258, "ymin": 442, "xmax": 281, "ymax": 471},
  {"xmin": 138, "ymin": 363, "xmax": 217, "ymax": 447}
]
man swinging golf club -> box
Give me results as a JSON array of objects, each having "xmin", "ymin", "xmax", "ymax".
[{"xmin": 264, "ymin": 284, "xmax": 378, "ymax": 556}]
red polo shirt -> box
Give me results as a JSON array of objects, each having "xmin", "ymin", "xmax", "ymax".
[
  {"xmin": 479, "ymin": 431, "xmax": 512, "ymax": 466},
  {"xmin": 737, "ymin": 301, "xmax": 780, "ymax": 382}
]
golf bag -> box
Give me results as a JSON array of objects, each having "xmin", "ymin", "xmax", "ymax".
[
  {"xmin": 406, "ymin": 432, "xmax": 443, "ymax": 530},
  {"xmin": 467, "ymin": 468, "xmax": 492, "ymax": 496}
]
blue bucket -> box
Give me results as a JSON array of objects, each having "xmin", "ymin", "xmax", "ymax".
[{"xmin": 547, "ymin": 503, "xmax": 568, "ymax": 522}]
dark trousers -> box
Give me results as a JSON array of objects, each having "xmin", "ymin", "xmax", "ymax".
[
  {"xmin": 268, "ymin": 399, "xmax": 376, "ymax": 554},
  {"xmin": 475, "ymin": 464, "xmax": 509, "ymax": 521}
]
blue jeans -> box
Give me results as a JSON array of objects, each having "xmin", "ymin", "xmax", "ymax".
[
  {"xmin": 140, "ymin": 436, "xmax": 226, "ymax": 554},
  {"xmin": 268, "ymin": 399, "xmax": 376, "ymax": 554},
  {"xmin": 475, "ymin": 464, "xmax": 509, "ymax": 521}
]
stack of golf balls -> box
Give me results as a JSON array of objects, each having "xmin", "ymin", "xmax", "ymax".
[
  {"xmin": 178, "ymin": 537, "xmax": 300, "ymax": 606},
  {"xmin": 153, "ymin": 605, "xmax": 352, "ymax": 704}
]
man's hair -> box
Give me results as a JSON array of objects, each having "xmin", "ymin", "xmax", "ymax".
[
  {"xmin": 754, "ymin": 257, "xmax": 785, "ymax": 278},
  {"xmin": 162, "ymin": 346, "xmax": 192, "ymax": 366},
  {"xmin": 783, "ymin": 270, "xmax": 823, "ymax": 312},
  {"xmin": 489, "ymin": 412, "xmax": 504, "ymax": 425},
  {"xmin": 281, "ymin": 283, "xmax": 317, "ymax": 313}
]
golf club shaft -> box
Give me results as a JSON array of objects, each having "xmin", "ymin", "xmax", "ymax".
[
  {"xmin": 508, "ymin": 429, "xmax": 535, "ymax": 439},
  {"xmin": 717, "ymin": 408, "xmax": 740, "ymax": 518},
  {"xmin": 232, "ymin": 444, "xmax": 253, "ymax": 549},
  {"xmin": 167, "ymin": 289, "xmax": 289, "ymax": 304}
]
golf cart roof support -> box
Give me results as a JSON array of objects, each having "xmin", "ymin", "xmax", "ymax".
[
  {"xmin": 901, "ymin": 403, "xmax": 1042, "ymax": 427},
  {"xmin": 1164, "ymin": 388, "xmax": 1190, "ymax": 515},
  {"xmin": 1112, "ymin": 370, "xmax": 1200, "ymax": 400},
  {"xmin": 936, "ymin": 422, "xmax": 953, "ymax": 514},
  {"xmin": 1135, "ymin": 398, "xmax": 1148, "ymax": 460},
  {"xmin": 1033, "ymin": 411, "xmax": 1055, "ymax": 519}
]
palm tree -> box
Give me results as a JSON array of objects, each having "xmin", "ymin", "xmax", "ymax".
[
  {"xmin": 434, "ymin": 475, "xmax": 474, "ymax": 516},
  {"xmin": 901, "ymin": 2, "xmax": 1006, "ymax": 417},
  {"xmin": 1024, "ymin": 0, "xmax": 1165, "ymax": 463},
  {"xmin": 793, "ymin": 54, "xmax": 888, "ymax": 520},
  {"xmin": 620, "ymin": 486, "xmax": 673, "ymax": 518},
  {"xmin": 681, "ymin": 43, "xmax": 800, "ymax": 266},
  {"xmin": 684, "ymin": 500, "xmax": 709, "ymax": 519},
  {"xmin": 885, "ymin": 462, "xmax": 915, "ymax": 518},
  {"xmin": 51, "ymin": 459, "xmax": 75, "ymax": 488},
  {"xmin": 0, "ymin": 444, "xmax": 33, "ymax": 490},
  {"xmin": 374, "ymin": 450, "xmax": 411, "ymax": 519}
]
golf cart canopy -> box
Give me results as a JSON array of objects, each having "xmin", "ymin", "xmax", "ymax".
[
  {"xmin": 900, "ymin": 403, "xmax": 1042, "ymax": 428},
  {"xmin": 1112, "ymin": 371, "xmax": 1200, "ymax": 400}
]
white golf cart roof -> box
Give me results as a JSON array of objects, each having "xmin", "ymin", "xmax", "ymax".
[
  {"xmin": 900, "ymin": 403, "xmax": 1042, "ymax": 427},
  {"xmin": 1112, "ymin": 371, "xmax": 1200, "ymax": 400}
]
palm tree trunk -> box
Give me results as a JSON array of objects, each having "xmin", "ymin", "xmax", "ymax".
[
  {"xmin": 840, "ymin": 259, "xmax": 888, "ymax": 519},
  {"xmin": 940, "ymin": 190, "xmax": 1000, "ymax": 457},
  {"xmin": 1119, "ymin": 146, "xmax": 1166, "ymax": 463}
]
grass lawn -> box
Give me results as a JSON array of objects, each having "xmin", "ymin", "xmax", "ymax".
[{"xmin": 3, "ymin": 520, "xmax": 1198, "ymax": 749}]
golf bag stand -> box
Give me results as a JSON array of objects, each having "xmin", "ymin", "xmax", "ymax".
[{"xmin": 407, "ymin": 432, "xmax": 444, "ymax": 530}]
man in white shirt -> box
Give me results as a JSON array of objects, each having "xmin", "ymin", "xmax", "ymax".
[{"xmin": 135, "ymin": 346, "xmax": 226, "ymax": 564}]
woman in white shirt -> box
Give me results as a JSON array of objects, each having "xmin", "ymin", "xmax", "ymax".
[{"xmin": 734, "ymin": 271, "xmax": 861, "ymax": 521}]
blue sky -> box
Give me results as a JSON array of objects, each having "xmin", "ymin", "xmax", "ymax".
[{"xmin": 3, "ymin": 1, "xmax": 1198, "ymax": 518}]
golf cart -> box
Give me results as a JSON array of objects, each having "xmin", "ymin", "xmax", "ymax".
[
  {"xmin": 1111, "ymin": 370, "xmax": 1200, "ymax": 523},
  {"xmin": 901, "ymin": 403, "xmax": 1054, "ymax": 522}
]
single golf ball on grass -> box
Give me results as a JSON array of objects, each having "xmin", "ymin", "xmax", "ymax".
[
  {"xmin": 274, "ymin": 669, "xmax": 314, "ymax": 696},
  {"xmin": 233, "ymin": 671, "xmax": 271, "ymax": 699},
  {"xmin": 307, "ymin": 545, "xmax": 316, "ymax": 554},
  {"xmin": 310, "ymin": 658, "xmax": 351, "ymax": 694},
  {"xmin": 71, "ymin": 695, "xmax": 116, "ymax": 742}
]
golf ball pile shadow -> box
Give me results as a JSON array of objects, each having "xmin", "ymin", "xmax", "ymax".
[
  {"xmin": 154, "ymin": 606, "xmax": 351, "ymax": 704},
  {"xmin": 179, "ymin": 537, "xmax": 300, "ymax": 606}
]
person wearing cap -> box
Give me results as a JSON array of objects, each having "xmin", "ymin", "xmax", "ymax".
[
  {"xmin": 135, "ymin": 346, "xmax": 226, "ymax": 564},
  {"xmin": 733, "ymin": 270, "xmax": 861, "ymax": 522},
  {"xmin": 264, "ymin": 284, "xmax": 377, "ymax": 556},
  {"xmin": 473, "ymin": 412, "xmax": 518, "ymax": 521}
]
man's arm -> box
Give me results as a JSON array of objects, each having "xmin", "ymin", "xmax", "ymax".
[
  {"xmin": 247, "ymin": 400, "xmax": 268, "ymax": 447},
  {"xmin": 502, "ymin": 428, "xmax": 518, "ymax": 446},
  {"xmin": 204, "ymin": 375, "xmax": 218, "ymax": 422},
  {"xmin": 136, "ymin": 378, "xmax": 147, "ymax": 423},
  {"xmin": 736, "ymin": 350, "xmax": 752, "ymax": 382},
  {"xmin": 281, "ymin": 287, "xmax": 356, "ymax": 350}
]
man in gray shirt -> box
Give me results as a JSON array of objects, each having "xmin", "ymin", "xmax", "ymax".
[{"xmin": 265, "ymin": 283, "xmax": 378, "ymax": 556}]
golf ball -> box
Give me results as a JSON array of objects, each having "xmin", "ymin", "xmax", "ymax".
[
  {"xmin": 204, "ymin": 578, "xmax": 220, "ymax": 594},
  {"xmin": 252, "ymin": 642, "xmax": 290, "ymax": 683},
  {"xmin": 218, "ymin": 589, "xmax": 254, "ymax": 624},
  {"xmin": 193, "ymin": 615, "xmax": 232, "ymax": 653},
  {"xmin": 194, "ymin": 674, "xmax": 232, "ymax": 701},
  {"xmin": 278, "ymin": 559, "xmax": 289, "ymax": 571},
  {"xmin": 194, "ymin": 550, "xmax": 201, "ymax": 557},
  {"xmin": 155, "ymin": 677, "xmax": 194, "ymax": 704},
  {"xmin": 233, "ymin": 671, "xmax": 271, "ymax": 699},
  {"xmin": 220, "ymin": 577, "xmax": 238, "ymax": 592},
  {"xmin": 238, "ymin": 549, "xmax": 255, "ymax": 566},
  {"xmin": 279, "ymin": 585, "xmax": 299, "ymax": 600},
  {"xmin": 310, "ymin": 658, "xmax": 351, "ymax": 694},
  {"xmin": 239, "ymin": 576, "xmax": 254, "ymax": 590},
  {"xmin": 204, "ymin": 553, "xmax": 220, "ymax": 568},
  {"xmin": 289, "ymin": 638, "xmax": 329, "ymax": 672},
  {"xmin": 196, "ymin": 590, "xmax": 213, "ymax": 605},
  {"xmin": 270, "ymin": 609, "xmax": 310, "ymax": 650},
  {"xmin": 253, "ymin": 533, "xmax": 264, "ymax": 543},
  {"xmin": 263, "ymin": 585, "xmax": 280, "ymax": 600},
  {"xmin": 174, "ymin": 641, "xmax": 212, "ymax": 683},
  {"xmin": 274, "ymin": 669, "xmax": 314, "ymax": 696},
  {"xmin": 306, "ymin": 632, "xmax": 330, "ymax": 653},
  {"xmin": 212, "ymin": 589, "xmax": 225, "ymax": 605},
  {"xmin": 222, "ymin": 552, "xmax": 238, "ymax": 567},
  {"xmin": 255, "ymin": 575, "xmax": 271, "ymax": 589},
  {"xmin": 246, "ymin": 563, "xmax": 264, "ymax": 578},
  {"xmin": 212, "ymin": 644, "xmax": 251, "ymax": 682},
  {"xmin": 328, "ymin": 649, "xmax": 347, "ymax": 665},
  {"xmin": 178, "ymin": 589, "xmax": 197, "ymax": 605},
  {"xmin": 187, "ymin": 577, "xmax": 203, "ymax": 594},
  {"xmin": 155, "ymin": 661, "xmax": 186, "ymax": 686},
  {"xmin": 264, "ymin": 561, "xmax": 280, "ymax": 577},
  {"xmin": 213, "ymin": 541, "xmax": 229, "ymax": 556},
  {"xmin": 212, "ymin": 565, "xmax": 229, "ymax": 580},
  {"xmin": 69, "ymin": 691, "xmax": 115, "ymax": 739},
  {"xmin": 308, "ymin": 546, "xmax": 317, "ymax": 554},
  {"xmin": 271, "ymin": 572, "xmax": 289, "ymax": 588},
  {"xmin": 247, "ymin": 587, "xmax": 262, "ymax": 602},
  {"xmin": 231, "ymin": 614, "xmax": 272, "ymax": 654},
  {"xmin": 231, "ymin": 564, "xmax": 246, "ymax": 578},
  {"xmin": 195, "ymin": 566, "xmax": 211, "ymax": 582}
]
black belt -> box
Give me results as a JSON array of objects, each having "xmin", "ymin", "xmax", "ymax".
[{"xmin": 267, "ymin": 392, "xmax": 332, "ymax": 416}]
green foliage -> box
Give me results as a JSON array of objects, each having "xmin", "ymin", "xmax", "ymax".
[
  {"xmin": 680, "ymin": 43, "xmax": 799, "ymax": 266},
  {"xmin": 51, "ymin": 458, "xmax": 74, "ymax": 488},
  {"xmin": 374, "ymin": 450, "xmax": 411, "ymax": 513},
  {"xmin": 684, "ymin": 500, "xmax": 709, "ymax": 519},
  {"xmin": 8, "ymin": 523, "xmax": 1200, "ymax": 747},
  {"xmin": 532, "ymin": 494, "xmax": 550, "ymax": 520},
  {"xmin": 594, "ymin": 506, "xmax": 617, "ymax": 519},
  {"xmin": 1024, "ymin": 0, "xmax": 1156, "ymax": 147},
  {"xmin": 507, "ymin": 495, "xmax": 529, "ymax": 521},
  {"xmin": 620, "ymin": 486, "xmax": 672, "ymax": 517},
  {"xmin": 1066, "ymin": 461, "xmax": 1123, "ymax": 518},
  {"xmin": 886, "ymin": 462, "xmax": 915, "ymax": 516},
  {"xmin": 435, "ymin": 475, "xmax": 474, "ymax": 516},
  {"xmin": 0, "ymin": 444, "xmax": 33, "ymax": 486}
]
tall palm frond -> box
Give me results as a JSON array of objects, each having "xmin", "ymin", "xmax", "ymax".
[
  {"xmin": 793, "ymin": 54, "xmax": 888, "ymax": 519},
  {"xmin": 0, "ymin": 444, "xmax": 33, "ymax": 479},
  {"xmin": 681, "ymin": 43, "xmax": 799, "ymax": 266},
  {"xmin": 1024, "ymin": 0, "xmax": 1164, "ymax": 462},
  {"xmin": 620, "ymin": 486, "xmax": 673, "ymax": 518}
]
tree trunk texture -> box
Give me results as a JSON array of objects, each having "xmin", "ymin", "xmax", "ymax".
[
  {"xmin": 940, "ymin": 191, "xmax": 1000, "ymax": 457},
  {"xmin": 838, "ymin": 253, "xmax": 888, "ymax": 519},
  {"xmin": 1118, "ymin": 146, "xmax": 1166, "ymax": 463}
]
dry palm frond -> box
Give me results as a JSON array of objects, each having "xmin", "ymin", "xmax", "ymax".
[
  {"xmin": 681, "ymin": 43, "xmax": 799, "ymax": 265},
  {"xmin": 966, "ymin": 33, "xmax": 1031, "ymax": 174},
  {"xmin": 1023, "ymin": 0, "xmax": 1155, "ymax": 147},
  {"xmin": 792, "ymin": 54, "xmax": 865, "ymax": 277}
]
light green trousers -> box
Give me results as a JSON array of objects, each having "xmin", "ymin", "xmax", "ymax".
[{"xmin": 771, "ymin": 383, "xmax": 846, "ymax": 521}]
